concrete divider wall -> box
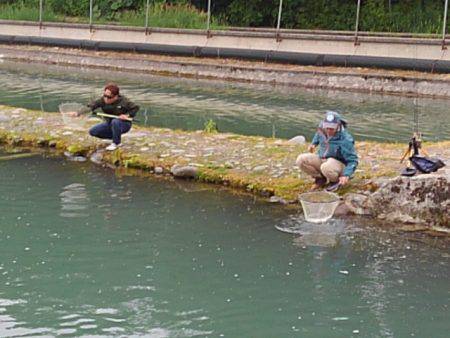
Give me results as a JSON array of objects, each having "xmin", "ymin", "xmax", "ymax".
[{"xmin": 1, "ymin": 20, "xmax": 450, "ymax": 72}]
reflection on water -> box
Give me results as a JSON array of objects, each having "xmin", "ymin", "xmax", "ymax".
[
  {"xmin": 275, "ymin": 215, "xmax": 354, "ymax": 247},
  {"xmin": 59, "ymin": 183, "xmax": 89, "ymax": 218},
  {"xmin": 0, "ymin": 152, "xmax": 449, "ymax": 337},
  {"xmin": 0, "ymin": 60, "xmax": 449, "ymax": 142}
]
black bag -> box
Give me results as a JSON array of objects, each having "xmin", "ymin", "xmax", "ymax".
[{"xmin": 410, "ymin": 155, "xmax": 446, "ymax": 174}]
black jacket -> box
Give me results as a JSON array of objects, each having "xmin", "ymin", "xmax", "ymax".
[{"xmin": 88, "ymin": 95, "xmax": 139, "ymax": 118}]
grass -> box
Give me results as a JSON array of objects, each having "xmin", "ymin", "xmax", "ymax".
[
  {"xmin": 0, "ymin": 3, "xmax": 60, "ymax": 22},
  {"xmin": 0, "ymin": 2, "xmax": 222, "ymax": 29}
]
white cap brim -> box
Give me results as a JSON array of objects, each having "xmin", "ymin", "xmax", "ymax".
[{"xmin": 322, "ymin": 122, "xmax": 339, "ymax": 129}]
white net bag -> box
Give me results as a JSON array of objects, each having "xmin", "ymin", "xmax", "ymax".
[
  {"xmin": 59, "ymin": 102, "xmax": 89, "ymax": 130},
  {"xmin": 298, "ymin": 191, "xmax": 340, "ymax": 223}
]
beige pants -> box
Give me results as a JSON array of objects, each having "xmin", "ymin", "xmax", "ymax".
[{"xmin": 296, "ymin": 153, "xmax": 345, "ymax": 183}]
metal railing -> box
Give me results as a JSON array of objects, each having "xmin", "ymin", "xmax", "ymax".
[
  {"xmin": 443, "ymin": 0, "xmax": 449, "ymax": 48},
  {"xmin": 16, "ymin": 0, "xmax": 450, "ymax": 49}
]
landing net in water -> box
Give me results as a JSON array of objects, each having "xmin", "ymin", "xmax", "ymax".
[
  {"xmin": 275, "ymin": 215, "xmax": 350, "ymax": 247},
  {"xmin": 298, "ymin": 191, "xmax": 340, "ymax": 223}
]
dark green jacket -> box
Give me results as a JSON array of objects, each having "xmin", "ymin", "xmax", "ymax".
[{"xmin": 88, "ymin": 95, "xmax": 139, "ymax": 118}]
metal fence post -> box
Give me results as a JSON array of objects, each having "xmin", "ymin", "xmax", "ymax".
[
  {"xmin": 145, "ymin": 0, "xmax": 150, "ymax": 35},
  {"xmin": 39, "ymin": 0, "xmax": 43, "ymax": 28},
  {"xmin": 354, "ymin": 0, "xmax": 361, "ymax": 46},
  {"xmin": 276, "ymin": 0, "xmax": 283, "ymax": 42},
  {"xmin": 89, "ymin": 0, "xmax": 94, "ymax": 32},
  {"xmin": 206, "ymin": 0, "xmax": 212, "ymax": 38},
  {"xmin": 443, "ymin": 0, "xmax": 449, "ymax": 49}
]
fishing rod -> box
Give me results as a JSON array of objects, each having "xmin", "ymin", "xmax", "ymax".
[
  {"xmin": 93, "ymin": 112, "xmax": 138, "ymax": 122},
  {"xmin": 60, "ymin": 103, "xmax": 140, "ymax": 123},
  {"xmin": 400, "ymin": 100, "xmax": 429, "ymax": 164}
]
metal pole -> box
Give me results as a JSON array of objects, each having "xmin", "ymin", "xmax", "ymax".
[
  {"xmin": 206, "ymin": 0, "xmax": 211, "ymax": 37},
  {"xmin": 39, "ymin": 0, "xmax": 43, "ymax": 28},
  {"xmin": 276, "ymin": 0, "xmax": 283, "ymax": 41},
  {"xmin": 443, "ymin": 0, "xmax": 449, "ymax": 49},
  {"xmin": 89, "ymin": 0, "xmax": 93, "ymax": 31},
  {"xmin": 145, "ymin": 0, "xmax": 150, "ymax": 35},
  {"xmin": 354, "ymin": 0, "xmax": 361, "ymax": 45}
]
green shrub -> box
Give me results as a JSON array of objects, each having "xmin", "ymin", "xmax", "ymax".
[
  {"xmin": 113, "ymin": 2, "xmax": 215, "ymax": 29},
  {"xmin": 204, "ymin": 119, "xmax": 218, "ymax": 133},
  {"xmin": 49, "ymin": 0, "xmax": 91, "ymax": 17}
]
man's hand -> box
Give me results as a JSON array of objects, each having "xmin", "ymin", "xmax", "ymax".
[
  {"xmin": 308, "ymin": 144, "xmax": 316, "ymax": 153},
  {"xmin": 119, "ymin": 114, "xmax": 130, "ymax": 120},
  {"xmin": 338, "ymin": 176, "xmax": 349, "ymax": 186}
]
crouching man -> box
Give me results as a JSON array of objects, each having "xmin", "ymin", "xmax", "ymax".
[
  {"xmin": 88, "ymin": 83, "xmax": 139, "ymax": 151},
  {"xmin": 296, "ymin": 111, "xmax": 358, "ymax": 191}
]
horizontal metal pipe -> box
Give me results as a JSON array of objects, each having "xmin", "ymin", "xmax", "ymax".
[{"xmin": 1, "ymin": 34, "xmax": 449, "ymax": 73}]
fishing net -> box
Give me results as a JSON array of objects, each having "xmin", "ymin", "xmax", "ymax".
[
  {"xmin": 298, "ymin": 191, "xmax": 340, "ymax": 223},
  {"xmin": 59, "ymin": 102, "xmax": 89, "ymax": 130}
]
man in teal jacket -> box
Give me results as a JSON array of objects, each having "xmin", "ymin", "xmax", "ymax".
[{"xmin": 296, "ymin": 111, "xmax": 358, "ymax": 190}]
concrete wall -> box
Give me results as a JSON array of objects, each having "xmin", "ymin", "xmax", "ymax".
[{"xmin": 1, "ymin": 20, "xmax": 450, "ymax": 72}]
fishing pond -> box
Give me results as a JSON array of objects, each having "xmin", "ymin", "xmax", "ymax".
[
  {"xmin": 0, "ymin": 152, "xmax": 449, "ymax": 337},
  {"xmin": 0, "ymin": 60, "xmax": 449, "ymax": 337}
]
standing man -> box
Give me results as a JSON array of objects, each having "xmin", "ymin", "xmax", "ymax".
[
  {"xmin": 88, "ymin": 83, "xmax": 139, "ymax": 151},
  {"xmin": 296, "ymin": 111, "xmax": 358, "ymax": 191}
]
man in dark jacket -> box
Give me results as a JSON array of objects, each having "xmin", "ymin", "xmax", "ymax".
[
  {"xmin": 296, "ymin": 111, "xmax": 358, "ymax": 191},
  {"xmin": 88, "ymin": 83, "xmax": 139, "ymax": 151}
]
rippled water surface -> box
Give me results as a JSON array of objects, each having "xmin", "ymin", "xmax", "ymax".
[
  {"xmin": 0, "ymin": 152, "xmax": 449, "ymax": 337},
  {"xmin": 0, "ymin": 61, "xmax": 449, "ymax": 142}
]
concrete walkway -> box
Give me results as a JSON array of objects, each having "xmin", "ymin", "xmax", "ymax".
[{"xmin": 1, "ymin": 105, "xmax": 449, "ymax": 204}]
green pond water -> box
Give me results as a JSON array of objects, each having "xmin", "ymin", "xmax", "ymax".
[
  {"xmin": 0, "ymin": 152, "xmax": 449, "ymax": 337},
  {"xmin": 0, "ymin": 61, "xmax": 449, "ymax": 142}
]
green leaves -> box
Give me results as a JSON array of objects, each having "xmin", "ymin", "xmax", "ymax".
[
  {"xmin": 204, "ymin": 119, "xmax": 218, "ymax": 134},
  {"xmin": 111, "ymin": 2, "xmax": 122, "ymax": 11},
  {"xmin": 48, "ymin": 0, "xmax": 138, "ymax": 19},
  {"xmin": 111, "ymin": 0, "xmax": 135, "ymax": 12}
]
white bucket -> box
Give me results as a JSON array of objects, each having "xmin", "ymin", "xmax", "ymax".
[{"xmin": 298, "ymin": 191, "xmax": 340, "ymax": 223}]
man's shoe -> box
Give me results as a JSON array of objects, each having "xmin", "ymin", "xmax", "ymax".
[
  {"xmin": 326, "ymin": 182, "xmax": 341, "ymax": 192},
  {"xmin": 106, "ymin": 143, "xmax": 121, "ymax": 151},
  {"xmin": 311, "ymin": 177, "xmax": 327, "ymax": 190}
]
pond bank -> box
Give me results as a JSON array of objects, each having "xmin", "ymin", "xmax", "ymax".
[
  {"xmin": 2, "ymin": 44, "xmax": 450, "ymax": 99},
  {"xmin": 1, "ymin": 105, "xmax": 448, "ymax": 230}
]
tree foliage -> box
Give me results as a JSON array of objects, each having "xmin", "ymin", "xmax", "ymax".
[{"xmin": 49, "ymin": 0, "xmax": 139, "ymax": 19}]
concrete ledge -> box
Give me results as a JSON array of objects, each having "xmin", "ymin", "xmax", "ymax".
[
  {"xmin": 2, "ymin": 44, "xmax": 450, "ymax": 98},
  {"xmin": 1, "ymin": 19, "xmax": 450, "ymax": 72}
]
